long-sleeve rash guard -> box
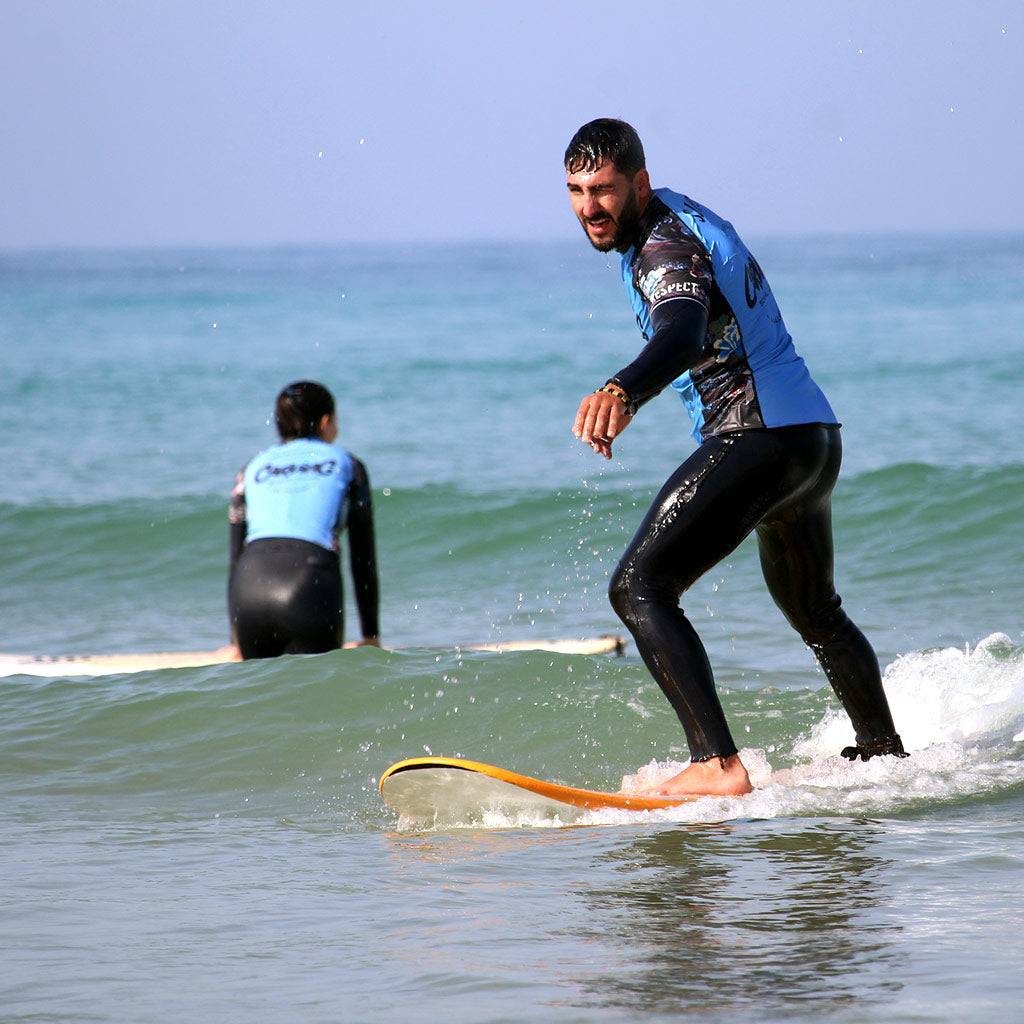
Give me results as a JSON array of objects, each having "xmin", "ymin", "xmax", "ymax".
[
  {"xmin": 616, "ymin": 190, "xmax": 837, "ymax": 441},
  {"xmin": 229, "ymin": 438, "xmax": 379, "ymax": 639}
]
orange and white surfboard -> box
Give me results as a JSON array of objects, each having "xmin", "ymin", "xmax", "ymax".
[{"xmin": 379, "ymin": 756, "xmax": 696, "ymax": 825}]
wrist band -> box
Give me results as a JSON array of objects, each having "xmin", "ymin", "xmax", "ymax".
[
  {"xmin": 595, "ymin": 383, "xmax": 636, "ymax": 415},
  {"xmin": 595, "ymin": 384, "xmax": 628, "ymax": 403}
]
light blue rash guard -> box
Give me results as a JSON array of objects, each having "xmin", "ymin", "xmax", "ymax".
[
  {"xmin": 240, "ymin": 438, "xmax": 355, "ymax": 551},
  {"xmin": 620, "ymin": 189, "xmax": 838, "ymax": 442}
]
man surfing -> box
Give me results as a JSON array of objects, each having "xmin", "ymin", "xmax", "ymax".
[{"xmin": 564, "ymin": 118, "xmax": 907, "ymax": 797}]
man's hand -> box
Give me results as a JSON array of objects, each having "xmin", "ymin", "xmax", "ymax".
[{"xmin": 573, "ymin": 391, "xmax": 632, "ymax": 460}]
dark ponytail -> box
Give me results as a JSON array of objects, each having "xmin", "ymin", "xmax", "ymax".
[{"xmin": 274, "ymin": 381, "xmax": 335, "ymax": 441}]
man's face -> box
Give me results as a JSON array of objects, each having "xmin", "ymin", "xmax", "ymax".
[{"xmin": 566, "ymin": 160, "xmax": 649, "ymax": 253}]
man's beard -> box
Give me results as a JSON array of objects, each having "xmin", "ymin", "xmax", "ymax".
[{"xmin": 580, "ymin": 188, "xmax": 642, "ymax": 253}]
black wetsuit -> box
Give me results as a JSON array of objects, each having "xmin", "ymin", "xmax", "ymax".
[
  {"xmin": 604, "ymin": 191, "xmax": 905, "ymax": 763},
  {"xmin": 228, "ymin": 439, "xmax": 379, "ymax": 660}
]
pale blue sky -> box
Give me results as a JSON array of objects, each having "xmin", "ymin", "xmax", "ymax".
[{"xmin": 2, "ymin": 1, "xmax": 1021, "ymax": 247}]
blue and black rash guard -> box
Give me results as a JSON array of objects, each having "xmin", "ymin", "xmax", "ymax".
[
  {"xmin": 614, "ymin": 190, "xmax": 838, "ymax": 442},
  {"xmin": 229, "ymin": 438, "xmax": 379, "ymax": 638}
]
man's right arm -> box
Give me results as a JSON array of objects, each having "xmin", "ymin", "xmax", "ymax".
[
  {"xmin": 346, "ymin": 458, "xmax": 380, "ymax": 645},
  {"xmin": 610, "ymin": 225, "xmax": 714, "ymax": 409},
  {"xmin": 609, "ymin": 298, "xmax": 709, "ymax": 409},
  {"xmin": 574, "ymin": 233, "xmax": 713, "ymax": 457}
]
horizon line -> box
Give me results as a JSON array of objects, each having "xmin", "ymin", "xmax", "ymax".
[{"xmin": 4, "ymin": 226, "xmax": 1024, "ymax": 257}]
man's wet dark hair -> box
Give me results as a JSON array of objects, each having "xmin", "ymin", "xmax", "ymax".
[
  {"xmin": 564, "ymin": 118, "xmax": 646, "ymax": 177},
  {"xmin": 274, "ymin": 380, "xmax": 335, "ymax": 441}
]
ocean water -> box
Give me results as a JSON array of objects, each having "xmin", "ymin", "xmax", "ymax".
[{"xmin": 1, "ymin": 235, "xmax": 1023, "ymax": 1022}]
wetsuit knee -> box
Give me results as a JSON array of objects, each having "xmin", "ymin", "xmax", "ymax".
[
  {"xmin": 780, "ymin": 595, "xmax": 847, "ymax": 648},
  {"xmin": 609, "ymin": 557, "xmax": 686, "ymax": 635},
  {"xmin": 608, "ymin": 561, "xmax": 635, "ymax": 628}
]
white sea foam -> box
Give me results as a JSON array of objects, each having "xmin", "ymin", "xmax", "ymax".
[
  {"xmin": 592, "ymin": 632, "xmax": 1024, "ymax": 827},
  {"xmin": 419, "ymin": 634, "xmax": 1024, "ymax": 831},
  {"xmin": 796, "ymin": 631, "xmax": 1024, "ymax": 759}
]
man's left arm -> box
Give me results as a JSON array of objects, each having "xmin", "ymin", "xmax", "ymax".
[
  {"xmin": 226, "ymin": 467, "xmax": 247, "ymax": 654},
  {"xmin": 228, "ymin": 468, "xmax": 247, "ymax": 579}
]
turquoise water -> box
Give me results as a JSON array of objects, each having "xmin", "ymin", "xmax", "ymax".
[{"xmin": 2, "ymin": 237, "xmax": 1023, "ymax": 1022}]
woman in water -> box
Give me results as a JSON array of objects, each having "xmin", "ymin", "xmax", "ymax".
[{"xmin": 228, "ymin": 381, "xmax": 380, "ymax": 659}]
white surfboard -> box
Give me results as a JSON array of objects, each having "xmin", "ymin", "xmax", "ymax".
[
  {"xmin": 0, "ymin": 635, "xmax": 626, "ymax": 678},
  {"xmin": 0, "ymin": 649, "xmax": 241, "ymax": 678}
]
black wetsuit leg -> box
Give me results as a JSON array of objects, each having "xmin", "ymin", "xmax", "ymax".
[
  {"xmin": 609, "ymin": 425, "xmax": 903, "ymax": 762},
  {"xmin": 229, "ymin": 538, "xmax": 342, "ymax": 660},
  {"xmin": 754, "ymin": 434, "xmax": 902, "ymax": 755}
]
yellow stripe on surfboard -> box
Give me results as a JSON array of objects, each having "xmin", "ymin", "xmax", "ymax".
[{"xmin": 379, "ymin": 756, "xmax": 696, "ymax": 814}]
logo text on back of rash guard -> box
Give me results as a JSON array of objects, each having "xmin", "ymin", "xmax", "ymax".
[{"xmin": 254, "ymin": 460, "xmax": 338, "ymax": 483}]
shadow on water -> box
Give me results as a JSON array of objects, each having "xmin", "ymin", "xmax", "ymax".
[{"xmin": 566, "ymin": 820, "xmax": 905, "ymax": 1021}]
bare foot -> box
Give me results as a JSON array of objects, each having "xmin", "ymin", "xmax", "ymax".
[{"xmin": 632, "ymin": 755, "xmax": 753, "ymax": 798}]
